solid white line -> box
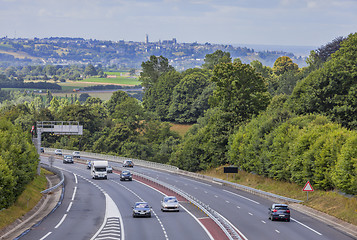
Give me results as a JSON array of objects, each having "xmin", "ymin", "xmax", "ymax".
[
  {"xmin": 54, "ymin": 214, "xmax": 67, "ymax": 229},
  {"xmin": 74, "ymin": 173, "xmax": 78, "ymax": 184},
  {"xmin": 223, "ymin": 190, "xmax": 260, "ymax": 204},
  {"xmin": 39, "ymin": 232, "xmax": 52, "ymax": 240},
  {"xmin": 291, "ymin": 217, "xmax": 322, "ymax": 235},
  {"xmin": 72, "ymin": 186, "xmax": 77, "ymax": 201},
  {"xmin": 248, "ymin": 212, "xmax": 253, "ymax": 216},
  {"xmin": 66, "ymin": 202, "xmax": 73, "ymax": 212}
]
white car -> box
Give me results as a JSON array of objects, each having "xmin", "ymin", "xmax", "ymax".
[
  {"xmin": 55, "ymin": 149, "xmax": 62, "ymax": 155},
  {"xmin": 161, "ymin": 196, "xmax": 179, "ymax": 212},
  {"xmin": 107, "ymin": 165, "xmax": 113, "ymax": 173},
  {"xmin": 73, "ymin": 151, "xmax": 80, "ymax": 158}
]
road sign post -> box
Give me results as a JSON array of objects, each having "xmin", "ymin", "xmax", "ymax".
[{"xmin": 302, "ymin": 180, "xmax": 314, "ymax": 201}]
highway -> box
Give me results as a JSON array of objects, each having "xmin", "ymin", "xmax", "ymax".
[{"xmin": 20, "ymin": 154, "xmax": 356, "ymax": 240}]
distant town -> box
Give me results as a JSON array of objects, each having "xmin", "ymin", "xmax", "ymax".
[{"xmin": 0, "ymin": 35, "xmax": 307, "ymax": 70}]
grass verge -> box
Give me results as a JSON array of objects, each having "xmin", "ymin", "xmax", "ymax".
[
  {"xmin": 0, "ymin": 168, "xmax": 51, "ymax": 230},
  {"xmin": 201, "ymin": 166, "xmax": 357, "ymax": 225}
]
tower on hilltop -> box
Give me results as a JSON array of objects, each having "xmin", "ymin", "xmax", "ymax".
[{"xmin": 145, "ymin": 34, "xmax": 149, "ymax": 44}]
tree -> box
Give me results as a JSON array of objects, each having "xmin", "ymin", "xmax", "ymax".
[
  {"xmin": 168, "ymin": 71, "xmax": 210, "ymax": 123},
  {"xmin": 202, "ymin": 50, "xmax": 232, "ymax": 70},
  {"xmin": 290, "ymin": 33, "xmax": 357, "ymax": 129},
  {"xmin": 84, "ymin": 64, "xmax": 97, "ymax": 76},
  {"xmin": 79, "ymin": 93, "xmax": 91, "ymax": 102},
  {"xmin": 106, "ymin": 90, "xmax": 130, "ymax": 115},
  {"xmin": 272, "ymin": 56, "xmax": 298, "ymax": 76},
  {"xmin": 139, "ymin": 55, "xmax": 175, "ymax": 89},
  {"xmin": 209, "ymin": 62, "xmax": 271, "ymax": 125}
]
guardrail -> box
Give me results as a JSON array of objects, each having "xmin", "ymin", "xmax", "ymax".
[
  {"xmin": 133, "ymin": 170, "xmax": 242, "ymax": 240},
  {"xmin": 44, "ymin": 148, "xmax": 302, "ymax": 204},
  {"xmin": 40, "ymin": 163, "xmax": 64, "ymax": 194}
]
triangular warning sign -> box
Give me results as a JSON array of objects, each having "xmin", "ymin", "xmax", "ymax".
[{"xmin": 303, "ymin": 181, "xmax": 314, "ymax": 192}]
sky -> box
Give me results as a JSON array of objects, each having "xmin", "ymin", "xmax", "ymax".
[{"xmin": 1, "ymin": 0, "xmax": 356, "ymax": 47}]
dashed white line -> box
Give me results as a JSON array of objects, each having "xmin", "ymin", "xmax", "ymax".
[
  {"xmin": 237, "ymin": 206, "xmax": 241, "ymax": 209},
  {"xmin": 71, "ymin": 186, "xmax": 77, "ymax": 201},
  {"xmin": 214, "ymin": 195, "xmax": 218, "ymax": 198},
  {"xmin": 66, "ymin": 202, "xmax": 73, "ymax": 212},
  {"xmin": 54, "ymin": 214, "xmax": 67, "ymax": 229},
  {"xmin": 223, "ymin": 190, "xmax": 260, "ymax": 204},
  {"xmin": 275, "ymin": 229, "xmax": 280, "ymax": 233},
  {"xmin": 261, "ymin": 220, "xmax": 266, "ymax": 224},
  {"xmin": 182, "ymin": 177, "xmax": 212, "ymax": 186},
  {"xmin": 226, "ymin": 200, "xmax": 230, "ymax": 203},
  {"xmin": 248, "ymin": 212, "xmax": 253, "ymax": 216},
  {"xmin": 74, "ymin": 173, "xmax": 78, "ymax": 184},
  {"xmin": 39, "ymin": 232, "xmax": 52, "ymax": 240}
]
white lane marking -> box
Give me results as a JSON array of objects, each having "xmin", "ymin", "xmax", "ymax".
[
  {"xmin": 181, "ymin": 177, "xmax": 211, "ymax": 187},
  {"xmin": 237, "ymin": 206, "xmax": 241, "ymax": 209},
  {"xmin": 90, "ymin": 193, "xmax": 124, "ymax": 240},
  {"xmin": 204, "ymin": 191, "xmax": 208, "ymax": 194},
  {"xmin": 248, "ymin": 212, "xmax": 253, "ymax": 216},
  {"xmin": 291, "ymin": 217, "xmax": 322, "ymax": 236},
  {"xmin": 39, "ymin": 232, "xmax": 52, "ymax": 240},
  {"xmin": 54, "ymin": 214, "xmax": 67, "ymax": 229},
  {"xmin": 275, "ymin": 229, "xmax": 280, "ymax": 233},
  {"xmin": 226, "ymin": 200, "xmax": 230, "ymax": 203},
  {"xmin": 66, "ymin": 202, "xmax": 73, "ymax": 212},
  {"xmin": 71, "ymin": 186, "xmax": 77, "ymax": 201},
  {"xmin": 214, "ymin": 211, "xmax": 248, "ymax": 240},
  {"xmin": 74, "ymin": 173, "xmax": 78, "ymax": 184},
  {"xmin": 112, "ymin": 180, "xmax": 168, "ymax": 240},
  {"xmin": 214, "ymin": 195, "xmax": 218, "ymax": 198},
  {"xmin": 223, "ymin": 190, "xmax": 260, "ymax": 205},
  {"xmin": 261, "ymin": 220, "xmax": 266, "ymax": 224},
  {"xmin": 180, "ymin": 205, "xmax": 214, "ymax": 240}
]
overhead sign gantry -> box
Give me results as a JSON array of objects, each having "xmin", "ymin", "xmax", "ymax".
[{"xmin": 36, "ymin": 121, "xmax": 83, "ymax": 153}]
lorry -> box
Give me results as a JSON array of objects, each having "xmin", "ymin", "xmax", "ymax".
[{"xmin": 91, "ymin": 161, "xmax": 108, "ymax": 179}]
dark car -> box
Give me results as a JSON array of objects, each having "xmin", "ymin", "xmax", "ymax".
[
  {"xmin": 40, "ymin": 147, "xmax": 44, "ymax": 153},
  {"xmin": 269, "ymin": 204, "xmax": 290, "ymax": 222},
  {"xmin": 63, "ymin": 155, "xmax": 74, "ymax": 164},
  {"xmin": 132, "ymin": 202, "xmax": 151, "ymax": 218},
  {"xmin": 120, "ymin": 170, "xmax": 132, "ymax": 181},
  {"xmin": 123, "ymin": 160, "xmax": 134, "ymax": 167}
]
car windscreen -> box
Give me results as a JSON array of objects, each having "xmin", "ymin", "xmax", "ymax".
[
  {"xmin": 165, "ymin": 198, "xmax": 177, "ymax": 203},
  {"xmin": 274, "ymin": 206, "xmax": 288, "ymax": 210},
  {"xmin": 136, "ymin": 203, "xmax": 149, "ymax": 208},
  {"xmin": 95, "ymin": 167, "xmax": 107, "ymax": 172}
]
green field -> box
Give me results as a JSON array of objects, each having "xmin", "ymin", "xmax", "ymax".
[{"xmin": 79, "ymin": 76, "xmax": 140, "ymax": 85}]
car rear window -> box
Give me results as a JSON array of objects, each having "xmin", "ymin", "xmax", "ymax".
[{"xmin": 274, "ymin": 206, "xmax": 288, "ymax": 210}]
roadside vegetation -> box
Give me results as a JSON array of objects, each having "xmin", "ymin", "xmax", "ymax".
[
  {"xmin": 0, "ymin": 168, "xmax": 49, "ymax": 230},
  {"xmin": 202, "ymin": 166, "xmax": 357, "ymax": 225},
  {"xmin": 0, "ymin": 33, "xmax": 356, "ymax": 226}
]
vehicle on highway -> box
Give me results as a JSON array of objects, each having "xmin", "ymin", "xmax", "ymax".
[
  {"xmin": 123, "ymin": 160, "xmax": 134, "ymax": 167},
  {"xmin": 268, "ymin": 204, "xmax": 290, "ymax": 222},
  {"xmin": 87, "ymin": 160, "xmax": 91, "ymax": 169},
  {"xmin": 120, "ymin": 170, "xmax": 132, "ymax": 181},
  {"xmin": 73, "ymin": 151, "xmax": 80, "ymax": 158},
  {"xmin": 161, "ymin": 196, "xmax": 179, "ymax": 212},
  {"xmin": 40, "ymin": 147, "xmax": 44, "ymax": 153},
  {"xmin": 132, "ymin": 202, "xmax": 151, "ymax": 218},
  {"xmin": 91, "ymin": 161, "xmax": 108, "ymax": 179},
  {"xmin": 107, "ymin": 165, "xmax": 113, "ymax": 173},
  {"xmin": 55, "ymin": 149, "xmax": 62, "ymax": 155},
  {"xmin": 63, "ymin": 155, "xmax": 74, "ymax": 164}
]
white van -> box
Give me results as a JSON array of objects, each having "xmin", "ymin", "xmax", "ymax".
[{"xmin": 91, "ymin": 161, "xmax": 108, "ymax": 179}]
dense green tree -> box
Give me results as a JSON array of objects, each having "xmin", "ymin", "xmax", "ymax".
[
  {"xmin": 272, "ymin": 56, "xmax": 299, "ymax": 76},
  {"xmin": 168, "ymin": 71, "xmax": 210, "ymax": 123},
  {"xmin": 84, "ymin": 64, "xmax": 97, "ymax": 76},
  {"xmin": 202, "ymin": 50, "xmax": 232, "ymax": 70},
  {"xmin": 210, "ymin": 61, "xmax": 271, "ymax": 125},
  {"xmin": 290, "ymin": 33, "xmax": 357, "ymax": 129},
  {"xmin": 106, "ymin": 90, "xmax": 130, "ymax": 116}
]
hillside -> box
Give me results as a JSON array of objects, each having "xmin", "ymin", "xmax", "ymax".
[{"xmin": 0, "ymin": 37, "xmax": 307, "ymax": 69}]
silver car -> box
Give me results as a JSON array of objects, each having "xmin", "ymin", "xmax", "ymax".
[{"xmin": 161, "ymin": 196, "xmax": 179, "ymax": 212}]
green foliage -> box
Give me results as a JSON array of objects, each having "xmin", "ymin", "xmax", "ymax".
[
  {"xmin": 290, "ymin": 33, "xmax": 357, "ymax": 129},
  {"xmin": 272, "ymin": 56, "xmax": 299, "ymax": 76},
  {"xmin": 0, "ymin": 118, "xmax": 39, "ymax": 209},
  {"xmin": 228, "ymin": 104, "xmax": 357, "ymax": 194},
  {"xmin": 202, "ymin": 50, "xmax": 232, "ymax": 70},
  {"xmin": 168, "ymin": 70, "xmax": 210, "ymax": 123},
  {"xmin": 210, "ymin": 61, "xmax": 271, "ymax": 125}
]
